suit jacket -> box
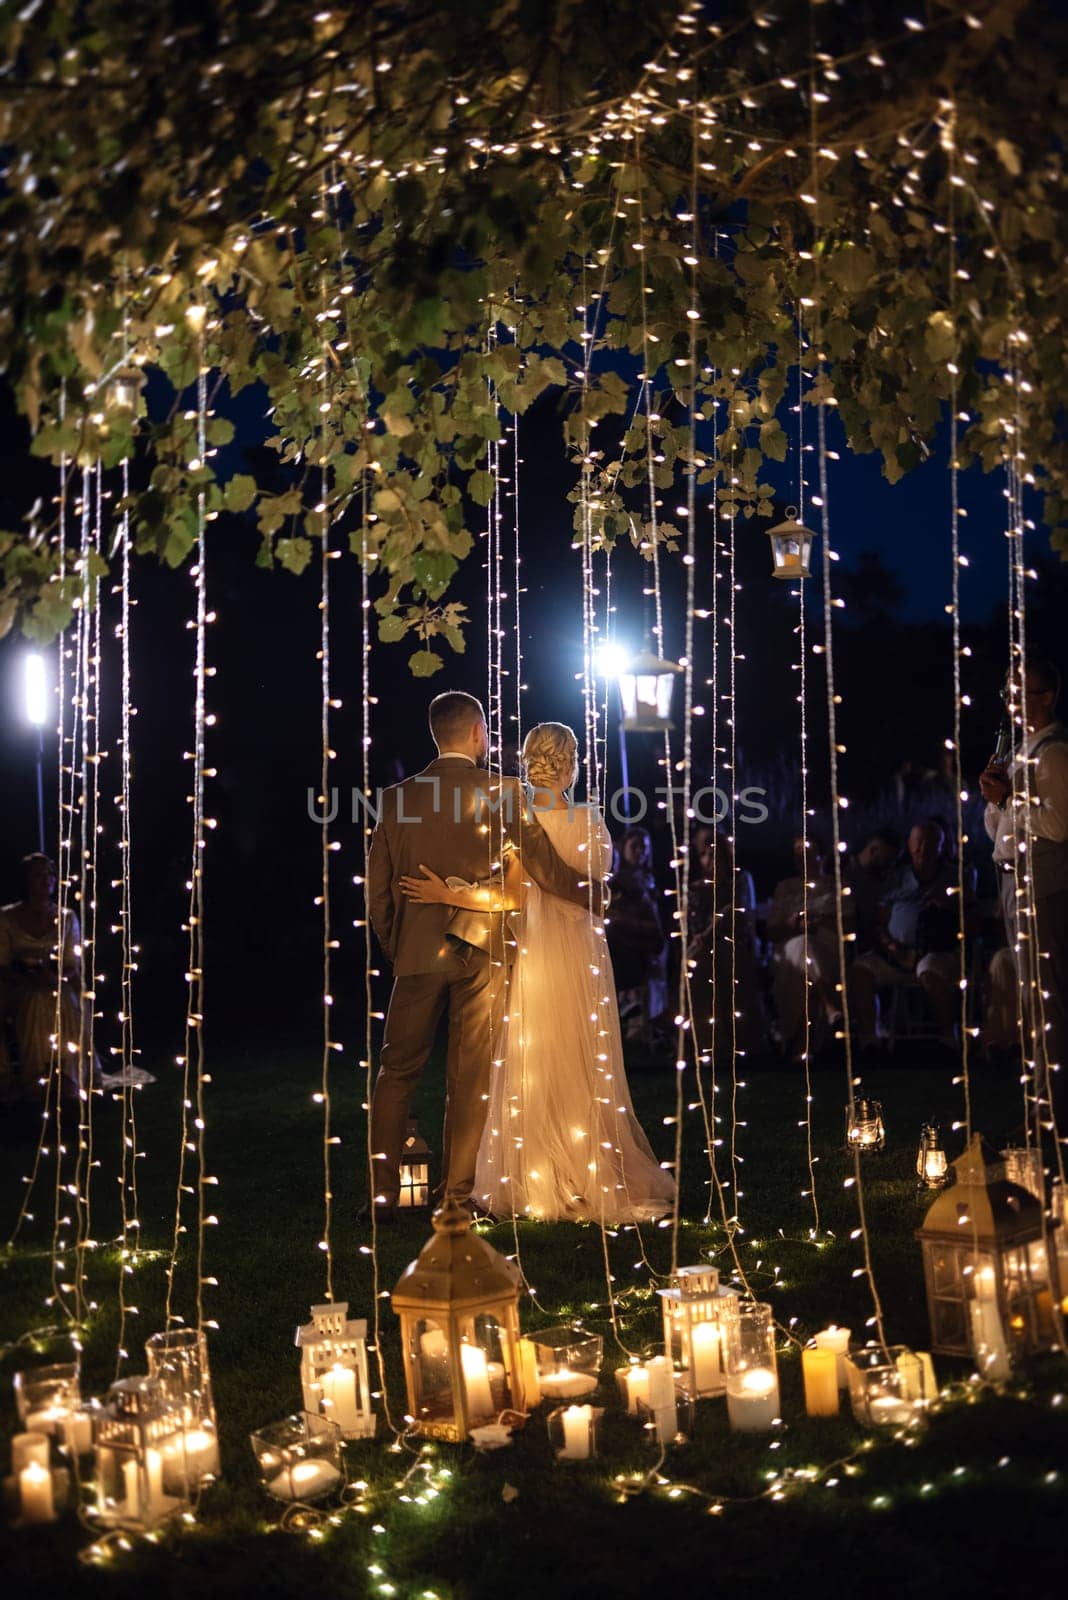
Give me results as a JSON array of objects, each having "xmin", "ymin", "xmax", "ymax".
[{"xmin": 367, "ymin": 759, "xmax": 603, "ymax": 976}]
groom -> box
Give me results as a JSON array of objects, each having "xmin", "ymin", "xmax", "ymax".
[{"xmin": 366, "ymin": 691, "xmax": 599, "ymax": 1221}]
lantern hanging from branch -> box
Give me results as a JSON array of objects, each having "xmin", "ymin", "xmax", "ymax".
[
  {"xmin": 916, "ymin": 1134, "xmax": 1055, "ymax": 1377},
  {"xmin": 295, "ymin": 1303, "xmax": 375, "ymax": 1440},
  {"xmin": 846, "ymin": 1097, "xmax": 885, "ymax": 1153},
  {"xmin": 916, "ymin": 1124, "xmax": 949, "ymax": 1189},
  {"xmin": 145, "ymin": 1328, "xmax": 221, "ymax": 1486},
  {"xmin": 618, "ymin": 641, "xmax": 684, "ymax": 733},
  {"xmin": 92, "ymin": 1377, "xmax": 190, "ymax": 1532},
  {"xmin": 107, "ymin": 363, "xmax": 147, "ymax": 414},
  {"xmin": 391, "ymin": 1200, "xmax": 529, "ymax": 1442},
  {"xmin": 657, "ymin": 1265, "xmax": 739, "ymax": 1400},
  {"xmin": 765, "ymin": 506, "xmax": 814, "ymax": 581},
  {"xmin": 399, "ymin": 1120, "xmax": 432, "ymax": 1210}
]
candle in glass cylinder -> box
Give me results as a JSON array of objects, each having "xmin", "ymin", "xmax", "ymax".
[
  {"xmin": 727, "ymin": 1368, "xmax": 780, "ymax": 1433},
  {"xmin": 813, "ymin": 1326, "xmax": 851, "ymax": 1388},
  {"xmin": 559, "ymin": 1405, "xmax": 592, "ymax": 1460},
  {"xmin": 24, "ymin": 1405, "xmax": 68, "ymax": 1438},
  {"xmin": 460, "ymin": 1344, "xmax": 494, "ymax": 1420},
  {"xmin": 12, "ymin": 1432, "xmax": 50, "ymax": 1473},
  {"xmin": 19, "ymin": 1461, "xmax": 56, "ymax": 1524},
  {"xmin": 320, "ymin": 1365, "xmax": 359, "ymax": 1434},
  {"xmin": 802, "ymin": 1348, "xmax": 839, "ymax": 1416}
]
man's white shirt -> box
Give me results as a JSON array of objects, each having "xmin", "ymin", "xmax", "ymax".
[{"xmin": 984, "ymin": 722, "xmax": 1068, "ymax": 863}]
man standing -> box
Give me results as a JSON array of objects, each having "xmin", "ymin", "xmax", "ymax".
[
  {"xmin": 366, "ymin": 691, "xmax": 600, "ymax": 1222},
  {"xmin": 979, "ymin": 656, "xmax": 1068, "ymax": 1128}
]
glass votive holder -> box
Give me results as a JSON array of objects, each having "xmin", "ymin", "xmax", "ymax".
[
  {"xmin": 13, "ymin": 1364, "xmax": 81, "ymax": 1436},
  {"xmin": 636, "ymin": 1384, "xmax": 695, "ymax": 1448},
  {"xmin": 250, "ymin": 1412, "xmax": 343, "ymax": 1503},
  {"xmin": 547, "ymin": 1403, "xmax": 603, "ymax": 1462},
  {"xmin": 723, "ymin": 1303, "xmax": 780, "ymax": 1434},
  {"xmin": 845, "ymin": 1346, "xmax": 928, "ymax": 1429},
  {"xmin": 532, "ymin": 1327, "xmax": 602, "ymax": 1400}
]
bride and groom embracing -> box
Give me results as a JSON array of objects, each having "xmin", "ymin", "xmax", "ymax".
[{"xmin": 366, "ymin": 690, "xmax": 675, "ymax": 1227}]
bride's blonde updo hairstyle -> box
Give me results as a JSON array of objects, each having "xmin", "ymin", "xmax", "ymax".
[{"xmin": 521, "ymin": 722, "xmax": 578, "ymax": 790}]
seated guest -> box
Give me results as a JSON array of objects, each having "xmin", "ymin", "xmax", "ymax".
[
  {"xmin": 843, "ymin": 828, "xmax": 899, "ymax": 954},
  {"xmin": 981, "ymin": 944, "xmax": 1019, "ymax": 1064},
  {"xmin": 0, "ymin": 853, "xmax": 101, "ymax": 1099},
  {"xmin": 848, "ymin": 820, "xmax": 975, "ymax": 1055},
  {"xmin": 687, "ymin": 829, "xmax": 764, "ymax": 1061},
  {"xmin": 767, "ymin": 833, "xmax": 845, "ymax": 1063},
  {"xmin": 606, "ymin": 826, "xmax": 668, "ymax": 1043}
]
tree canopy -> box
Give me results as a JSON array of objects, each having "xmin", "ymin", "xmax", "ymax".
[{"xmin": 0, "ymin": 0, "xmax": 1064, "ymax": 667}]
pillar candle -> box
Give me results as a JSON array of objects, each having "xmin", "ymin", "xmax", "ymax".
[
  {"xmin": 517, "ymin": 1337, "xmax": 541, "ymax": 1407},
  {"xmin": 63, "ymin": 1411, "xmax": 94, "ymax": 1456},
  {"xmin": 320, "ymin": 1364, "xmax": 360, "ymax": 1433},
  {"xmin": 621, "ymin": 1364, "xmax": 650, "ymax": 1416},
  {"xmin": 266, "ymin": 1458, "xmax": 342, "ymax": 1501},
  {"xmin": 726, "ymin": 1368, "xmax": 780, "ymax": 1433},
  {"xmin": 559, "ymin": 1404, "xmax": 592, "ymax": 1460},
  {"xmin": 813, "ymin": 1326, "xmax": 851, "ymax": 1388},
  {"xmin": 538, "ymin": 1367, "xmax": 598, "ymax": 1399},
  {"xmin": 646, "ymin": 1356, "xmax": 678, "ymax": 1445},
  {"xmin": 12, "ymin": 1432, "xmax": 50, "ymax": 1473},
  {"xmin": 460, "ymin": 1343, "xmax": 494, "ymax": 1420},
  {"xmin": 123, "ymin": 1457, "xmax": 141, "ymax": 1515},
  {"xmin": 691, "ymin": 1322, "xmax": 722, "ymax": 1392},
  {"xmin": 146, "ymin": 1447, "xmax": 164, "ymax": 1514},
  {"xmin": 19, "ymin": 1461, "xmax": 56, "ymax": 1524},
  {"xmin": 802, "ymin": 1348, "xmax": 839, "ymax": 1416}
]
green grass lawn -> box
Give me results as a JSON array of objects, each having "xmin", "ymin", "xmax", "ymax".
[{"xmin": 0, "ymin": 1041, "xmax": 1064, "ymax": 1599}]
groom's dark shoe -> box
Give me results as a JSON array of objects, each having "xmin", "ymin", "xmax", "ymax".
[{"xmin": 357, "ymin": 1200, "xmax": 397, "ymax": 1227}]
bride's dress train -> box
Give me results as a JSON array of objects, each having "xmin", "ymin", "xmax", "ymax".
[{"xmin": 474, "ymin": 805, "xmax": 675, "ymax": 1224}]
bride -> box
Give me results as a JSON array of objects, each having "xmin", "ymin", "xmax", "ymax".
[{"xmin": 400, "ymin": 721, "xmax": 675, "ymax": 1225}]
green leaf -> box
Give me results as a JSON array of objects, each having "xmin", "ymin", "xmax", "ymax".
[
  {"xmin": 759, "ymin": 420, "xmax": 788, "ymax": 462},
  {"xmin": 224, "ymin": 474, "xmax": 257, "ymax": 513},
  {"xmin": 378, "ymin": 613, "xmax": 409, "ymax": 643},
  {"xmin": 467, "ymin": 470, "xmax": 495, "ymax": 507},
  {"xmin": 276, "ymin": 536, "xmax": 312, "ymax": 574},
  {"xmin": 409, "ymin": 648, "xmax": 444, "ymax": 678}
]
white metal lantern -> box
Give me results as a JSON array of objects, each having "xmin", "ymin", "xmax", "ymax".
[
  {"xmin": 92, "ymin": 1377, "xmax": 190, "ymax": 1531},
  {"xmin": 399, "ymin": 1120, "xmax": 432, "ymax": 1209},
  {"xmin": 917, "ymin": 1134, "xmax": 1056, "ymax": 1377},
  {"xmin": 657, "ymin": 1265, "xmax": 739, "ymax": 1399},
  {"xmin": 295, "ymin": 1303, "xmax": 375, "ymax": 1440},
  {"xmin": 107, "ymin": 364, "xmax": 146, "ymax": 413},
  {"xmin": 145, "ymin": 1328, "xmax": 221, "ymax": 1485},
  {"xmin": 391, "ymin": 1200, "xmax": 529, "ymax": 1442},
  {"xmin": 916, "ymin": 1124, "xmax": 949, "ymax": 1189},
  {"xmin": 618, "ymin": 642, "xmax": 684, "ymax": 733},
  {"xmin": 765, "ymin": 506, "xmax": 814, "ymax": 580},
  {"xmin": 846, "ymin": 1097, "xmax": 885, "ymax": 1153}
]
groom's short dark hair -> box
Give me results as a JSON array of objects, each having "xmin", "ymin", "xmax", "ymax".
[{"xmin": 429, "ymin": 691, "xmax": 484, "ymax": 748}]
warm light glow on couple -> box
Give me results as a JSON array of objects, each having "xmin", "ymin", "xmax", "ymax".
[{"xmin": 366, "ymin": 691, "xmax": 675, "ymax": 1226}]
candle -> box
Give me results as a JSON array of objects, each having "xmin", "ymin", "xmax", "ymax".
[
  {"xmin": 726, "ymin": 1367, "xmax": 780, "ymax": 1433},
  {"xmin": 123, "ymin": 1457, "xmax": 142, "ymax": 1515},
  {"xmin": 691, "ymin": 1322, "xmax": 722, "ymax": 1393},
  {"xmin": 559, "ymin": 1404, "xmax": 592, "ymax": 1460},
  {"xmin": 802, "ymin": 1348, "xmax": 839, "ymax": 1416},
  {"xmin": 974, "ymin": 1264, "xmax": 997, "ymax": 1302},
  {"xmin": 12, "ymin": 1432, "xmax": 50, "ymax": 1473},
  {"xmin": 320, "ymin": 1364, "xmax": 359, "ymax": 1433},
  {"xmin": 24, "ymin": 1405, "xmax": 68, "ymax": 1437},
  {"xmin": 266, "ymin": 1457, "xmax": 342, "ymax": 1502},
  {"xmin": 161, "ymin": 1427, "xmax": 221, "ymax": 1493},
  {"xmin": 460, "ymin": 1343, "xmax": 494, "ymax": 1420},
  {"xmin": 621, "ymin": 1364, "xmax": 650, "ymax": 1416},
  {"xmin": 19, "ymin": 1461, "xmax": 56, "ymax": 1524},
  {"xmin": 487, "ymin": 1360, "xmax": 507, "ymax": 1413},
  {"xmin": 63, "ymin": 1411, "xmax": 94, "ymax": 1456},
  {"xmin": 538, "ymin": 1367, "xmax": 598, "ymax": 1400},
  {"xmin": 969, "ymin": 1299, "xmax": 1010, "ymax": 1381},
  {"xmin": 146, "ymin": 1448, "xmax": 165, "ymax": 1514},
  {"xmin": 868, "ymin": 1392, "xmax": 915, "ymax": 1427},
  {"xmin": 813, "ymin": 1326, "xmax": 851, "ymax": 1388},
  {"xmin": 646, "ymin": 1356, "xmax": 678, "ymax": 1445},
  {"xmin": 517, "ymin": 1337, "xmax": 541, "ymax": 1407}
]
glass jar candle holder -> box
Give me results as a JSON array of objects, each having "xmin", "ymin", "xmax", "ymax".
[
  {"xmin": 145, "ymin": 1328, "xmax": 221, "ymax": 1484},
  {"xmin": 723, "ymin": 1303, "xmax": 780, "ymax": 1434},
  {"xmin": 250, "ymin": 1412, "xmax": 343, "ymax": 1503},
  {"xmin": 636, "ymin": 1383, "xmax": 695, "ymax": 1447},
  {"xmin": 547, "ymin": 1404, "xmax": 602, "ymax": 1462},
  {"xmin": 845, "ymin": 1346, "xmax": 929, "ymax": 1429},
  {"xmin": 13, "ymin": 1363, "xmax": 81, "ymax": 1437},
  {"xmin": 532, "ymin": 1327, "xmax": 602, "ymax": 1400}
]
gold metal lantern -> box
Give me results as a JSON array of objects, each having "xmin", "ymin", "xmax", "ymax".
[
  {"xmin": 391, "ymin": 1201, "xmax": 530, "ymax": 1442},
  {"xmin": 916, "ymin": 1134, "xmax": 1056, "ymax": 1378},
  {"xmin": 765, "ymin": 507, "xmax": 813, "ymax": 580}
]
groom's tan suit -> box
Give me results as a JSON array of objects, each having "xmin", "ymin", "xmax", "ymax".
[{"xmin": 367, "ymin": 757, "xmax": 599, "ymax": 1205}]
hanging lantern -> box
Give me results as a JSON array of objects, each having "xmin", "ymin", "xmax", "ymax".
[
  {"xmin": 916, "ymin": 1124, "xmax": 949, "ymax": 1189},
  {"xmin": 107, "ymin": 364, "xmax": 147, "ymax": 414},
  {"xmin": 657, "ymin": 1265, "xmax": 739, "ymax": 1400},
  {"xmin": 295, "ymin": 1303, "xmax": 375, "ymax": 1440},
  {"xmin": 92, "ymin": 1377, "xmax": 191, "ymax": 1531},
  {"xmin": 765, "ymin": 506, "xmax": 813, "ymax": 580},
  {"xmin": 916, "ymin": 1134, "xmax": 1056, "ymax": 1378},
  {"xmin": 391, "ymin": 1200, "xmax": 529, "ymax": 1442},
  {"xmin": 145, "ymin": 1328, "xmax": 221, "ymax": 1487},
  {"xmin": 399, "ymin": 1120, "xmax": 432, "ymax": 1209},
  {"xmin": 846, "ymin": 1097, "xmax": 885, "ymax": 1153},
  {"xmin": 618, "ymin": 641, "xmax": 684, "ymax": 733}
]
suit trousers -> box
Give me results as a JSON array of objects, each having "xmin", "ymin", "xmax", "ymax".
[{"xmin": 370, "ymin": 944, "xmax": 507, "ymax": 1205}]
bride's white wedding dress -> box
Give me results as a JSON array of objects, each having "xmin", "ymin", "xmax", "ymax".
[{"xmin": 473, "ymin": 804, "xmax": 676, "ymax": 1224}]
